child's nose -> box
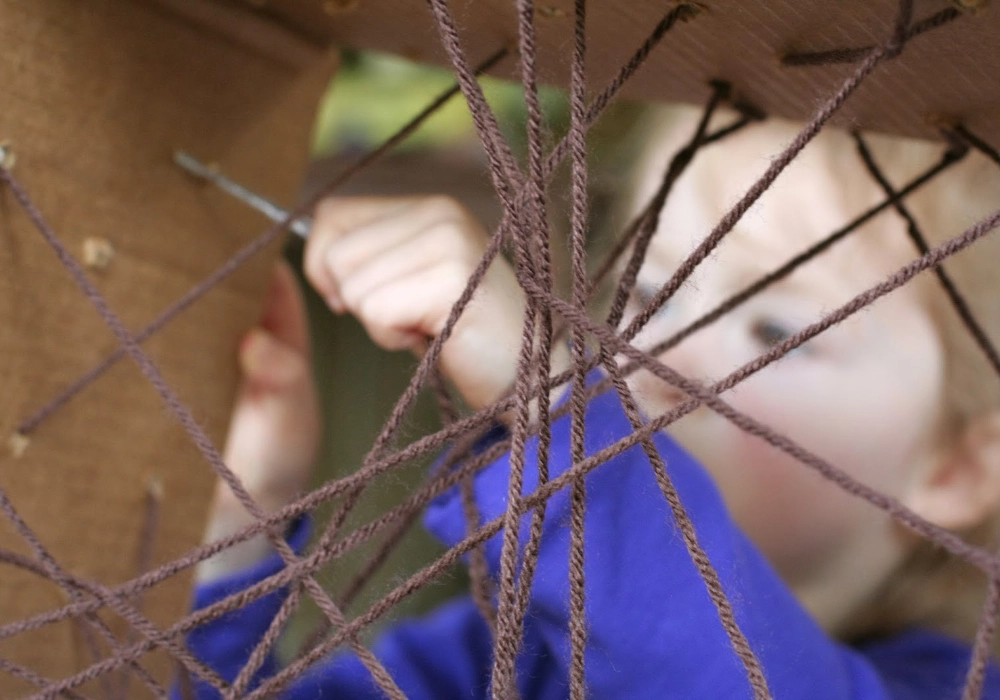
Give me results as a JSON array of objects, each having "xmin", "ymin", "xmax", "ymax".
[{"xmin": 654, "ymin": 333, "xmax": 718, "ymax": 402}]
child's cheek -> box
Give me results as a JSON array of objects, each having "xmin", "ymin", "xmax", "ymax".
[
  {"xmin": 624, "ymin": 358, "xmax": 865, "ymax": 570},
  {"xmin": 708, "ymin": 380, "xmax": 871, "ymax": 564}
]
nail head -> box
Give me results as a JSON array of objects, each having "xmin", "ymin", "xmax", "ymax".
[
  {"xmin": 952, "ymin": 0, "xmax": 988, "ymax": 13},
  {"xmin": 148, "ymin": 477, "xmax": 165, "ymax": 502},
  {"xmin": 539, "ymin": 5, "xmax": 567, "ymax": 19},
  {"xmin": 83, "ymin": 237, "xmax": 116, "ymax": 270},
  {"xmin": 7, "ymin": 432, "xmax": 30, "ymax": 459},
  {"xmin": 322, "ymin": 0, "xmax": 359, "ymax": 14},
  {"xmin": 0, "ymin": 142, "xmax": 15, "ymax": 171}
]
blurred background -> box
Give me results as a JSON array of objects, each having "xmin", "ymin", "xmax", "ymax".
[{"xmin": 280, "ymin": 47, "xmax": 647, "ymax": 657}]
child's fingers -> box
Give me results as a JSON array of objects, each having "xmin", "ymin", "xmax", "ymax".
[
  {"xmin": 304, "ymin": 196, "xmax": 422, "ymax": 310},
  {"xmin": 354, "ymin": 262, "xmax": 470, "ymax": 350},
  {"xmin": 306, "ymin": 196, "xmax": 474, "ymax": 314},
  {"xmin": 239, "ymin": 327, "xmax": 311, "ymax": 391},
  {"xmin": 337, "ymin": 220, "xmax": 477, "ymax": 312},
  {"xmin": 260, "ymin": 260, "xmax": 311, "ymax": 358},
  {"xmin": 323, "ymin": 203, "xmax": 450, "ymax": 273}
]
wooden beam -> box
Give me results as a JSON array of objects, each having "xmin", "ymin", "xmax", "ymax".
[
  {"xmin": 148, "ymin": 0, "xmax": 327, "ymax": 69},
  {"xmin": 246, "ymin": 0, "xmax": 1000, "ymax": 144}
]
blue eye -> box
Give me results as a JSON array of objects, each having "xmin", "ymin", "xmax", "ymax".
[
  {"xmin": 631, "ymin": 287, "xmax": 670, "ymax": 318},
  {"xmin": 751, "ymin": 319, "xmax": 793, "ymax": 349}
]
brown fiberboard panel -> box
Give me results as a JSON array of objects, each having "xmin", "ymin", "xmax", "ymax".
[
  {"xmin": 254, "ymin": 0, "xmax": 1000, "ymax": 144},
  {"xmin": 0, "ymin": 0, "xmax": 335, "ymax": 694}
]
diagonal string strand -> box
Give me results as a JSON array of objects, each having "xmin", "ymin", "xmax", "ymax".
[
  {"xmin": 508, "ymin": 84, "xmax": 753, "ymax": 653},
  {"xmin": 10, "ymin": 162, "xmax": 997, "ymax": 657},
  {"xmin": 425, "ymin": 0, "xmax": 525, "ymax": 207},
  {"xmin": 0, "ymin": 656, "xmax": 90, "ymax": 700},
  {"xmin": 426, "ymin": 368, "xmax": 496, "ymax": 635},
  {"xmin": 5, "ymin": 0, "xmax": 993, "ymax": 692},
  {"xmin": 34, "ymin": 194, "xmax": 1000, "ymax": 700},
  {"xmin": 623, "ymin": 0, "xmax": 918, "ymax": 348},
  {"xmin": 283, "ymin": 7, "xmax": 706, "ymax": 681},
  {"xmin": 239, "ymin": 193, "xmax": 1000, "ymax": 695},
  {"xmin": 852, "ymin": 131, "xmax": 1000, "ymax": 378},
  {"xmin": 953, "ymin": 124, "xmax": 1000, "ymax": 168},
  {"xmin": 0, "ymin": 165, "xmax": 406, "ymax": 700},
  {"xmin": 962, "ymin": 577, "xmax": 1000, "ymax": 700},
  {"xmin": 0, "ymin": 487, "xmax": 180, "ymax": 697},
  {"xmin": 592, "ymin": 347, "xmax": 772, "ymax": 698},
  {"xmin": 637, "ymin": 145, "xmax": 963, "ymax": 361},
  {"xmin": 584, "ymin": 107, "xmax": 759, "ymax": 300},
  {"xmin": 605, "ymin": 80, "xmax": 730, "ymax": 331},
  {"xmin": 781, "ymin": 6, "xmax": 960, "ymax": 66},
  {"xmin": 571, "ymin": 77, "xmax": 771, "ymax": 697},
  {"xmin": 14, "ymin": 46, "xmax": 510, "ymax": 438}
]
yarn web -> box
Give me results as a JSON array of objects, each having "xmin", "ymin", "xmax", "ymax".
[{"xmin": 3, "ymin": 0, "xmax": 1000, "ymax": 698}]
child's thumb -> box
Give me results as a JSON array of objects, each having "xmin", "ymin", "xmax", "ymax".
[
  {"xmin": 239, "ymin": 327, "xmax": 310, "ymax": 390},
  {"xmin": 260, "ymin": 261, "xmax": 311, "ymax": 358}
]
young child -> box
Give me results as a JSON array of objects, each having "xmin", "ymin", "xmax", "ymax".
[{"xmin": 179, "ymin": 105, "xmax": 1000, "ymax": 698}]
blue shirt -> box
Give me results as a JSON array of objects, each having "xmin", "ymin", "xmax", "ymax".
[{"xmin": 178, "ymin": 380, "xmax": 999, "ymax": 698}]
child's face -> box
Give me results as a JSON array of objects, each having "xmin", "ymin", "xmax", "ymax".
[{"xmin": 622, "ymin": 121, "xmax": 948, "ymax": 630}]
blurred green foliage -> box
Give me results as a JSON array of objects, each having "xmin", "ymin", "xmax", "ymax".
[
  {"xmin": 282, "ymin": 49, "xmax": 651, "ymax": 657},
  {"xmin": 311, "ymin": 49, "xmax": 571, "ymax": 157}
]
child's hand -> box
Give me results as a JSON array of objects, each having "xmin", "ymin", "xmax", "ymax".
[
  {"xmin": 198, "ymin": 261, "xmax": 320, "ymax": 581},
  {"xmin": 304, "ymin": 196, "xmax": 532, "ymax": 413}
]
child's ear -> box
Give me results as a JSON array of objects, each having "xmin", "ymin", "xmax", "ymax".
[{"xmin": 906, "ymin": 413, "xmax": 1000, "ymax": 532}]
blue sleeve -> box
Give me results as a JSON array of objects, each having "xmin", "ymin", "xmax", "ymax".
[
  {"xmin": 289, "ymin": 596, "xmax": 493, "ymax": 699},
  {"xmin": 172, "ymin": 517, "xmax": 313, "ymax": 699},
  {"xmin": 177, "ymin": 376, "xmax": 986, "ymax": 699},
  {"xmin": 173, "ymin": 519, "xmax": 503, "ymax": 700},
  {"xmin": 423, "ymin": 374, "xmax": 896, "ymax": 699}
]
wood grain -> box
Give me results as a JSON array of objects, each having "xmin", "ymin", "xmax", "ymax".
[
  {"xmin": 0, "ymin": 1, "xmax": 334, "ymax": 694},
  {"xmin": 259, "ymin": 0, "xmax": 1000, "ymax": 144}
]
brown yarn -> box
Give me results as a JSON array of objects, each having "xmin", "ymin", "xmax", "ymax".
[
  {"xmin": 3, "ymin": 0, "xmax": 998, "ymax": 697},
  {"xmin": 852, "ymin": 131, "xmax": 1000, "ymax": 377},
  {"xmin": 566, "ymin": 1, "xmax": 591, "ymax": 696},
  {"xmin": 780, "ymin": 6, "xmax": 960, "ymax": 66}
]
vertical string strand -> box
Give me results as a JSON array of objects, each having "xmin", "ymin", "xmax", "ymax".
[
  {"xmin": 306, "ymin": 0, "xmax": 700, "ymax": 562},
  {"xmin": 4, "ymin": 0, "xmax": 993, "ymax": 695},
  {"xmin": 566, "ymin": 0, "xmax": 591, "ymax": 696},
  {"xmin": 117, "ymin": 481, "xmax": 166, "ymax": 700},
  {"xmin": 962, "ymin": 577, "xmax": 1000, "ymax": 700},
  {"xmin": 490, "ymin": 0, "xmax": 553, "ymax": 691}
]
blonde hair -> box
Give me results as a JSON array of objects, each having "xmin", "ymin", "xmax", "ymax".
[
  {"xmin": 842, "ymin": 130, "xmax": 1000, "ymax": 645},
  {"xmin": 620, "ymin": 101, "xmax": 1000, "ymax": 645}
]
